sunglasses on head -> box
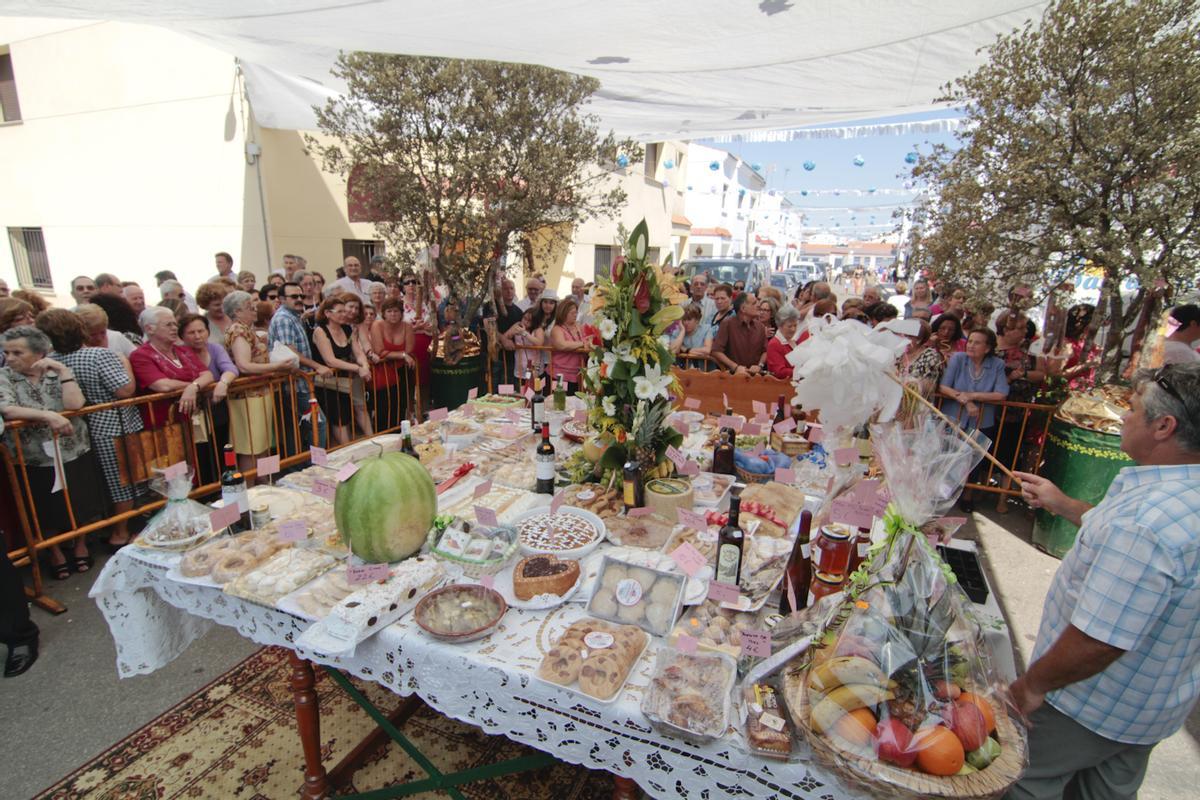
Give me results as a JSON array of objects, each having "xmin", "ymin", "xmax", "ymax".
[{"xmin": 1153, "ymin": 365, "xmax": 1185, "ymax": 406}]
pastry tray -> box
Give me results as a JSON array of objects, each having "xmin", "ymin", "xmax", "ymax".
[{"xmin": 533, "ymin": 627, "xmax": 651, "ymax": 705}]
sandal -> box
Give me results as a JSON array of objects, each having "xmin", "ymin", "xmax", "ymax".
[
  {"xmin": 49, "ymin": 559, "xmax": 71, "ymax": 581},
  {"xmin": 72, "ymin": 554, "xmax": 94, "ymax": 574}
]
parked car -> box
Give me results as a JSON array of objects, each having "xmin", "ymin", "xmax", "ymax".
[
  {"xmin": 680, "ymin": 257, "xmax": 770, "ymax": 293},
  {"xmin": 768, "ymin": 272, "xmax": 795, "ymax": 294}
]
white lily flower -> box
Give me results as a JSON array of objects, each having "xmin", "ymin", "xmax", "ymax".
[
  {"xmin": 633, "ymin": 362, "xmax": 673, "ymax": 402},
  {"xmin": 602, "ymin": 396, "xmax": 617, "ymax": 417},
  {"xmin": 598, "ymin": 317, "xmax": 618, "ymax": 341},
  {"xmin": 614, "ymin": 342, "xmax": 638, "ymax": 363}
]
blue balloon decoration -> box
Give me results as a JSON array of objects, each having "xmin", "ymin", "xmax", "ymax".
[
  {"xmin": 868, "ymin": 186, "xmax": 877, "ymax": 193},
  {"xmin": 664, "ymin": 159, "xmax": 674, "ymax": 169},
  {"xmin": 709, "ymin": 160, "xmax": 721, "ymax": 171},
  {"xmin": 800, "ymin": 189, "xmax": 808, "ymax": 196},
  {"xmin": 751, "ymin": 162, "xmax": 763, "ymax": 172},
  {"xmin": 616, "ymin": 154, "xmax": 630, "ymax": 168},
  {"xmin": 905, "ymin": 151, "xmax": 919, "ymax": 164},
  {"xmin": 687, "ymin": 185, "xmax": 693, "ymax": 191},
  {"xmin": 853, "ymin": 155, "xmax": 866, "ymax": 167},
  {"xmin": 803, "ymin": 160, "xmax": 816, "ymax": 171},
  {"xmin": 738, "ymin": 188, "xmax": 746, "ymax": 196}
]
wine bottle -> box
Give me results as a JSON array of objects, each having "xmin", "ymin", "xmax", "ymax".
[
  {"xmin": 720, "ymin": 405, "xmax": 736, "ymax": 443},
  {"xmin": 535, "ymin": 422, "xmax": 556, "ymax": 494},
  {"xmin": 779, "ymin": 510, "xmax": 814, "ymax": 614},
  {"xmin": 400, "ymin": 419, "xmax": 418, "ymax": 459},
  {"xmin": 220, "ymin": 444, "xmax": 250, "ymax": 532},
  {"xmin": 712, "ymin": 430, "xmax": 736, "ymax": 475},
  {"xmin": 622, "ymin": 455, "xmax": 644, "ymax": 511},
  {"xmin": 541, "ymin": 363, "xmax": 553, "ymax": 399},
  {"xmin": 715, "ymin": 488, "xmax": 745, "ymax": 586},
  {"xmin": 530, "ymin": 372, "xmax": 545, "ymax": 431},
  {"xmin": 553, "ymin": 374, "xmax": 566, "ymax": 412}
]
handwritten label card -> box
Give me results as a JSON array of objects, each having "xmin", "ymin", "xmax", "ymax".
[
  {"xmin": 707, "ymin": 580, "xmax": 741, "ymax": 604},
  {"xmin": 774, "ymin": 467, "xmax": 796, "ymax": 485},
  {"xmin": 672, "ymin": 419, "xmax": 690, "ymax": 435},
  {"xmin": 829, "ymin": 496, "xmax": 875, "ymax": 529},
  {"xmin": 677, "ymin": 507, "xmax": 708, "ymax": 531},
  {"xmin": 675, "ymin": 633, "xmax": 698, "ymax": 654},
  {"xmin": 347, "ymin": 560, "xmax": 389, "ymax": 584},
  {"xmin": 807, "ymin": 423, "xmax": 825, "ymax": 444},
  {"xmin": 833, "ymin": 447, "xmax": 859, "ymax": 466},
  {"xmin": 524, "ymin": 388, "xmax": 535, "ymax": 401},
  {"xmin": 428, "ymin": 407, "xmax": 449, "ymax": 422},
  {"xmin": 256, "ymin": 454, "xmax": 280, "ymax": 478},
  {"xmin": 628, "ymin": 506, "xmax": 655, "ymax": 518},
  {"xmin": 666, "ymin": 445, "xmax": 687, "ymax": 468},
  {"xmin": 678, "ymin": 460, "xmax": 700, "ymax": 477},
  {"xmin": 740, "ymin": 629, "xmax": 772, "ymax": 658},
  {"xmin": 683, "ymin": 397, "xmax": 701, "ymax": 410},
  {"xmin": 467, "ymin": 387, "xmax": 479, "ymax": 400},
  {"xmin": 717, "ymin": 415, "xmax": 745, "ymax": 433},
  {"xmin": 310, "ymin": 446, "xmax": 329, "ymax": 466},
  {"xmin": 162, "ymin": 461, "xmax": 188, "ymax": 480},
  {"xmin": 773, "ymin": 417, "xmax": 796, "ymax": 434},
  {"xmin": 474, "ymin": 505, "xmax": 499, "ymax": 528},
  {"xmin": 498, "ymin": 383, "xmax": 515, "ymax": 395},
  {"xmin": 312, "ymin": 478, "xmax": 337, "ymax": 501},
  {"xmin": 752, "ymin": 400, "xmax": 767, "ymax": 415},
  {"xmin": 210, "ymin": 503, "xmax": 239, "ymax": 531},
  {"xmin": 742, "ymin": 423, "xmax": 762, "ymax": 436},
  {"xmin": 474, "ymin": 479, "xmax": 493, "ymax": 498},
  {"xmin": 336, "ymin": 462, "xmax": 360, "ymax": 482},
  {"xmin": 669, "ymin": 542, "xmax": 708, "ymax": 578},
  {"xmin": 278, "ymin": 520, "xmax": 307, "ymax": 542}
]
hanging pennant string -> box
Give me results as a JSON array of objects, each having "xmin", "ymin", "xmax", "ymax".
[{"xmin": 710, "ymin": 117, "xmax": 970, "ymax": 144}]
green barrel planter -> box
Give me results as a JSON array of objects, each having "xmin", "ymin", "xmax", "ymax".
[
  {"xmin": 431, "ymin": 353, "xmax": 484, "ymax": 412},
  {"xmin": 1032, "ymin": 416, "xmax": 1134, "ymax": 558}
]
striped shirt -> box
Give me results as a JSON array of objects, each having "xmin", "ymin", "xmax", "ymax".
[{"xmin": 1033, "ymin": 464, "xmax": 1200, "ymax": 744}]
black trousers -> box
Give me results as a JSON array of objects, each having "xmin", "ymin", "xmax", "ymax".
[{"xmin": 0, "ymin": 551, "xmax": 37, "ymax": 646}]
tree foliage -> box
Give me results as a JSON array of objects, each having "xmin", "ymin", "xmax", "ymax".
[
  {"xmin": 309, "ymin": 53, "xmax": 640, "ymax": 319},
  {"xmin": 907, "ymin": 0, "xmax": 1200, "ymax": 378}
]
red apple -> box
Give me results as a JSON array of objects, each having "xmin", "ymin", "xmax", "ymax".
[
  {"xmin": 932, "ymin": 679, "xmax": 962, "ymax": 701},
  {"xmin": 874, "ymin": 718, "xmax": 916, "ymax": 767},
  {"xmin": 946, "ymin": 701, "xmax": 989, "ymax": 753}
]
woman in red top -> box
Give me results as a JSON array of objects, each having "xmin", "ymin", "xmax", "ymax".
[
  {"xmin": 129, "ymin": 307, "xmax": 214, "ymax": 431},
  {"xmin": 549, "ymin": 297, "xmax": 589, "ymax": 393},
  {"xmin": 765, "ymin": 304, "xmax": 801, "ymax": 380},
  {"xmin": 369, "ymin": 298, "xmax": 416, "ymax": 431}
]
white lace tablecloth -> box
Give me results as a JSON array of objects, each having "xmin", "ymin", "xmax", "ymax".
[{"xmin": 91, "ymin": 546, "xmax": 857, "ymax": 799}]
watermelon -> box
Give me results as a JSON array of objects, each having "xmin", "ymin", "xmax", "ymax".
[{"xmin": 334, "ymin": 452, "xmax": 436, "ymax": 563}]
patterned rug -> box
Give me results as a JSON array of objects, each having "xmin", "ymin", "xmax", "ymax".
[{"xmin": 34, "ymin": 646, "xmax": 615, "ymax": 799}]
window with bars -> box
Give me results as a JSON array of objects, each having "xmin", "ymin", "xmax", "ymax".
[
  {"xmin": 8, "ymin": 227, "xmax": 52, "ymax": 290},
  {"xmin": 593, "ymin": 245, "xmax": 614, "ymax": 281},
  {"xmin": 0, "ymin": 51, "xmax": 21, "ymax": 122}
]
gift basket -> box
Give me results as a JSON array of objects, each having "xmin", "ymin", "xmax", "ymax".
[
  {"xmin": 136, "ymin": 467, "xmax": 214, "ymax": 549},
  {"xmin": 780, "ymin": 418, "xmax": 1027, "ymax": 799}
]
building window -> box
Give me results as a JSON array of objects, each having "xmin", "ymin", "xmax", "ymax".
[
  {"xmin": 8, "ymin": 227, "xmax": 52, "ymax": 290},
  {"xmin": 644, "ymin": 143, "xmax": 660, "ymax": 178},
  {"xmin": 594, "ymin": 245, "xmax": 614, "ymax": 281},
  {"xmin": 0, "ymin": 51, "xmax": 21, "ymax": 123},
  {"xmin": 342, "ymin": 239, "xmax": 385, "ymax": 268}
]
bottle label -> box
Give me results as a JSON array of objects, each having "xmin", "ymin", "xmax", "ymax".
[
  {"xmin": 801, "ymin": 543, "xmax": 812, "ymax": 559},
  {"xmin": 615, "ymin": 578, "xmax": 644, "ymax": 606},
  {"xmin": 806, "ymin": 590, "xmax": 816, "ymax": 606},
  {"xmin": 535, "ymin": 454, "xmax": 555, "ymax": 481},
  {"xmin": 715, "ymin": 543, "xmax": 741, "ymax": 584},
  {"xmin": 533, "ymin": 403, "xmax": 545, "ymax": 423},
  {"xmin": 222, "ymin": 486, "xmax": 249, "ymax": 514},
  {"xmin": 623, "ymin": 479, "xmax": 637, "ymax": 507}
]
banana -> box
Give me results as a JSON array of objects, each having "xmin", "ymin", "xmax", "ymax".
[
  {"xmin": 807, "ymin": 683, "xmax": 896, "ymax": 733},
  {"xmin": 809, "ymin": 656, "xmax": 893, "ymax": 693},
  {"xmin": 809, "ymin": 695, "xmax": 851, "ymax": 734}
]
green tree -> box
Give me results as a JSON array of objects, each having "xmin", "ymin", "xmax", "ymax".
[
  {"xmin": 907, "ymin": 0, "xmax": 1200, "ymax": 379},
  {"xmin": 309, "ymin": 53, "xmax": 639, "ymax": 319}
]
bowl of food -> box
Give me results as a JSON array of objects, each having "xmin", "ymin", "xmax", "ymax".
[{"xmin": 413, "ymin": 583, "xmax": 507, "ymax": 642}]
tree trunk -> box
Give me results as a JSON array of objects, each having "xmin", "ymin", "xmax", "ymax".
[{"xmin": 1096, "ymin": 272, "xmax": 1127, "ymax": 385}]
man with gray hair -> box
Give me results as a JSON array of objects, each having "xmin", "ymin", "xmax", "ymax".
[
  {"xmin": 95, "ymin": 273, "xmax": 123, "ymax": 296},
  {"xmin": 122, "ymin": 283, "xmax": 146, "ymax": 314},
  {"xmin": 159, "ymin": 280, "xmax": 184, "ymax": 304},
  {"xmin": 1009, "ymin": 363, "xmax": 1200, "ymax": 800}
]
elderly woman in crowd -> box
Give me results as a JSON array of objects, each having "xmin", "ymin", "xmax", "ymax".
[
  {"xmin": 370, "ymin": 297, "xmax": 416, "ymax": 431},
  {"xmin": 549, "ymin": 297, "xmax": 589, "ymax": 393},
  {"xmin": 37, "ymin": 309, "xmax": 143, "ymax": 550},
  {"xmin": 0, "ymin": 298, "xmax": 35, "ymax": 367},
  {"xmin": 313, "ymin": 295, "xmax": 372, "ymax": 445},
  {"xmin": 196, "ymin": 281, "xmax": 233, "ymax": 341},
  {"xmin": 74, "ymin": 303, "xmax": 137, "ymax": 359},
  {"xmin": 765, "ymin": 304, "xmax": 802, "ymax": 379},
  {"xmin": 237, "ymin": 270, "xmax": 257, "ymax": 293},
  {"xmin": 759, "ymin": 295, "xmax": 781, "ymax": 339},
  {"xmin": 940, "ymin": 327, "xmax": 1010, "ymax": 511},
  {"xmin": 0, "ymin": 326, "xmax": 104, "ymax": 578},
  {"xmin": 224, "ymin": 290, "xmax": 291, "ymax": 477},
  {"xmin": 368, "ymin": 281, "xmax": 387, "ymax": 311},
  {"xmin": 897, "ymin": 319, "xmax": 944, "ymax": 399},
  {"xmin": 178, "ymin": 312, "xmax": 237, "ymax": 479},
  {"xmin": 130, "ymin": 307, "xmax": 214, "ymax": 433}
]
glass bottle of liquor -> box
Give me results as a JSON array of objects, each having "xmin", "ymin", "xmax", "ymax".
[
  {"xmin": 622, "ymin": 455, "xmax": 644, "ymax": 512},
  {"xmin": 773, "ymin": 393, "xmax": 788, "ymax": 426},
  {"xmin": 712, "ymin": 430, "xmax": 736, "ymax": 475},
  {"xmin": 400, "ymin": 419, "xmax": 418, "ymax": 459},
  {"xmin": 553, "ymin": 374, "xmax": 566, "ymax": 412},
  {"xmin": 779, "ymin": 510, "xmax": 814, "ymax": 614},
  {"xmin": 541, "ymin": 363, "xmax": 553, "ymax": 399},
  {"xmin": 720, "ymin": 405, "xmax": 737, "ymax": 443},
  {"xmin": 530, "ymin": 371, "xmax": 545, "ymax": 432},
  {"xmin": 715, "ymin": 488, "xmax": 745, "ymax": 586},
  {"xmin": 220, "ymin": 444, "xmax": 250, "ymax": 532},
  {"xmin": 535, "ymin": 422, "xmax": 556, "ymax": 494}
]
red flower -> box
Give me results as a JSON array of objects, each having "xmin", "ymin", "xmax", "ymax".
[
  {"xmin": 611, "ymin": 257, "xmax": 625, "ymax": 283},
  {"xmin": 633, "ymin": 276, "xmax": 651, "ymax": 314}
]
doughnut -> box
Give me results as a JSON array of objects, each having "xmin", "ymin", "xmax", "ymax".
[{"xmin": 211, "ymin": 553, "xmax": 251, "ymax": 584}]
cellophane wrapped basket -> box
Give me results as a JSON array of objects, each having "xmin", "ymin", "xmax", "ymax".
[{"xmin": 782, "ymin": 418, "xmax": 1027, "ymax": 799}]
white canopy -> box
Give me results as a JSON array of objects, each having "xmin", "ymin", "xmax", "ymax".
[{"xmin": 0, "ymin": 1, "xmax": 1048, "ymax": 139}]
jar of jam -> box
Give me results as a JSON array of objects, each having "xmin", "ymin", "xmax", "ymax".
[
  {"xmin": 806, "ymin": 571, "xmax": 845, "ymax": 606},
  {"xmin": 814, "ymin": 524, "xmax": 853, "ymax": 574}
]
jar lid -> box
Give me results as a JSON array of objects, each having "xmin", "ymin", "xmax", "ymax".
[{"xmin": 814, "ymin": 571, "xmax": 845, "ymax": 584}]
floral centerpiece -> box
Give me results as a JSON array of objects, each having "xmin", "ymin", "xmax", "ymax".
[{"xmin": 581, "ymin": 220, "xmax": 688, "ymax": 478}]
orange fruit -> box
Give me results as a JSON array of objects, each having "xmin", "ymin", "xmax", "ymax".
[
  {"xmin": 912, "ymin": 725, "xmax": 965, "ymax": 776},
  {"xmin": 958, "ymin": 692, "xmax": 997, "ymax": 734},
  {"xmin": 831, "ymin": 708, "xmax": 877, "ymax": 748}
]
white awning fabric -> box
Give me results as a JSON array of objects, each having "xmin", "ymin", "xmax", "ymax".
[{"xmin": 0, "ymin": 1, "xmax": 1047, "ymax": 139}]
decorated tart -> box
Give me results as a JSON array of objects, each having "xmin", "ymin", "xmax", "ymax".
[
  {"xmin": 515, "ymin": 509, "xmax": 604, "ymax": 554},
  {"xmin": 512, "ymin": 554, "xmax": 580, "ymax": 600}
]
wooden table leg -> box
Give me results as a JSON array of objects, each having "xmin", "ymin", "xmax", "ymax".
[
  {"xmin": 289, "ymin": 651, "xmax": 331, "ymax": 800},
  {"xmin": 612, "ymin": 774, "xmax": 640, "ymax": 800}
]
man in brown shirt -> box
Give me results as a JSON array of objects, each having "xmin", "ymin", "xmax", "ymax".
[{"xmin": 712, "ymin": 292, "xmax": 767, "ymax": 375}]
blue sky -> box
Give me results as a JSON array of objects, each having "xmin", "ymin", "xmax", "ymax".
[{"xmin": 699, "ymin": 110, "xmax": 962, "ymax": 238}]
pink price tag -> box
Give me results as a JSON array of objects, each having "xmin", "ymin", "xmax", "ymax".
[
  {"xmin": 628, "ymin": 506, "xmax": 655, "ymax": 518},
  {"xmin": 675, "ymin": 633, "xmax": 698, "ymax": 654},
  {"xmin": 834, "ymin": 447, "xmax": 858, "ymax": 466},
  {"xmin": 752, "ymin": 400, "xmax": 767, "ymax": 415},
  {"xmin": 677, "ymin": 507, "xmax": 708, "ymax": 530},
  {"xmin": 550, "ymin": 490, "xmax": 566, "ymax": 515},
  {"xmin": 474, "ymin": 505, "xmax": 499, "ymax": 528},
  {"xmin": 278, "ymin": 520, "xmax": 307, "ymax": 542},
  {"xmin": 774, "ymin": 467, "xmax": 796, "ymax": 484},
  {"xmin": 309, "ymin": 446, "xmax": 329, "ymax": 466},
  {"xmin": 741, "ymin": 423, "xmax": 762, "ymax": 436},
  {"xmin": 336, "ymin": 462, "xmax": 360, "ymax": 482},
  {"xmin": 807, "ymin": 425, "xmax": 825, "ymax": 444},
  {"xmin": 467, "ymin": 387, "xmax": 479, "ymax": 400},
  {"xmin": 209, "ymin": 503, "xmax": 239, "ymax": 531},
  {"xmin": 740, "ymin": 629, "xmax": 772, "ymax": 658},
  {"xmin": 474, "ymin": 479, "xmax": 493, "ymax": 498},
  {"xmin": 749, "ymin": 441, "xmax": 766, "ymax": 456},
  {"xmin": 498, "ymin": 384, "xmax": 515, "ymax": 395},
  {"xmin": 162, "ymin": 461, "xmax": 188, "ymax": 480},
  {"xmin": 573, "ymin": 410, "xmax": 588, "ymax": 425},
  {"xmin": 256, "ymin": 454, "xmax": 280, "ymax": 477},
  {"xmin": 312, "ymin": 478, "xmax": 336, "ymax": 501},
  {"xmin": 678, "ymin": 461, "xmax": 700, "ymax": 477},
  {"xmin": 500, "ymin": 424, "xmax": 520, "ymax": 438},
  {"xmin": 666, "ymin": 445, "xmax": 687, "ymax": 468},
  {"xmin": 347, "ymin": 561, "xmax": 389, "ymax": 584},
  {"xmin": 524, "ymin": 388, "xmax": 535, "ymax": 401},
  {"xmin": 717, "ymin": 415, "xmax": 743, "ymax": 432},
  {"xmin": 752, "ymin": 414, "xmax": 771, "ymax": 426},
  {"xmin": 830, "ymin": 497, "xmax": 874, "ymax": 529},
  {"xmin": 773, "ymin": 417, "xmax": 796, "ymax": 434},
  {"xmin": 683, "ymin": 397, "xmax": 701, "ymax": 410},
  {"xmin": 428, "ymin": 407, "xmax": 449, "ymax": 422},
  {"xmin": 707, "ymin": 580, "xmax": 741, "ymax": 604},
  {"xmin": 480, "ymin": 573, "xmax": 495, "ymax": 590},
  {"xmin": 670, "ymin": 542, "xmax": 708, "ymax": 578},
  {"xmin": 672, "ymin": 419, "xmax": 690, "ymax": 435}
]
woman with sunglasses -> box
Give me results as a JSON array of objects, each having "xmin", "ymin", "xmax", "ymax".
[{"xmin": 401, "ymin": 272, "xmax": 437, "ymax": 417}]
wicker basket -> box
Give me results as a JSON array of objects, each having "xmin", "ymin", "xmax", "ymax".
[
  {"xmin": 781, "ymin": 663, "xmax": 1026, "ymax": 800},
  {"xmin": 424, "ymin": 522, "xmax": 520, "ymax": 578},
  {"xmin": 735, "ymin": 464, "xmax": 773, "ymax": 485}
]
